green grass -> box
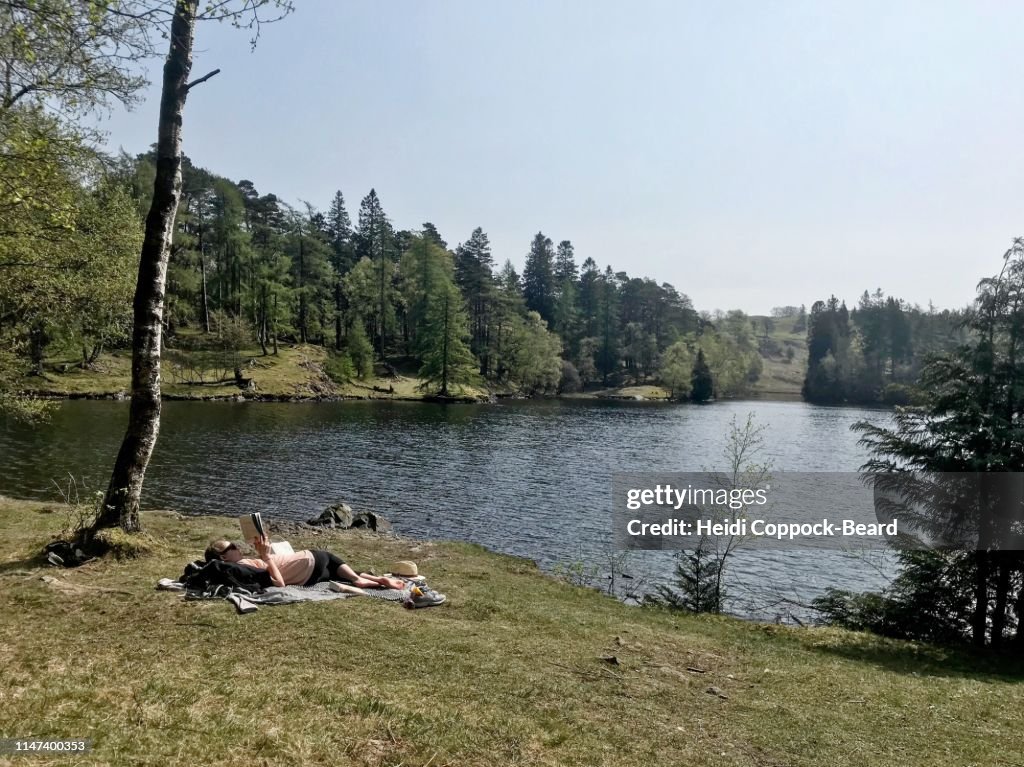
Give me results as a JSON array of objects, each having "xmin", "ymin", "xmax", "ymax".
[
  {"xmin": 586, "ymin": 384, "xmax": 673, "ymax": 400},
  {"xmin": 19, "ymin": 345, "xmax": 490, "ymax": 402},
  {"xmin": 23, "ymin": 325, "xmax": 810, "ymax": 404},
  {"xmin": 1, "ymin": 497, "xmax": 1021, "ymax": 766},
  {"xmin": 748, "ymin": 315, "xmax": 808, "ymax": 399}
]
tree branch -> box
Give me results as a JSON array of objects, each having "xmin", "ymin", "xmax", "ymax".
[{"xmin": 184, "ymin": 68, "xmax": 220, "ymax": 92}]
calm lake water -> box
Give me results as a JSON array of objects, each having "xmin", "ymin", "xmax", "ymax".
[{"xmin": 0, "ymin": 398, "xmax": 893, "ymax": 620}]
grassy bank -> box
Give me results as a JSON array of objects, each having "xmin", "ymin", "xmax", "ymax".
[
  {"xmin": 747, "ymin": 315, "xmax": 808, "ymax": 400},
  {"xmin": 18, "ymin": 345, "xmax": 489, "ymax": 402},
  {"xmin": 20, "ymin": 328, "xmax": 811, "ymax": 404},
  {"xmin": 1, "ymin": 498, "xmax": 1021, "ymax": 766}
]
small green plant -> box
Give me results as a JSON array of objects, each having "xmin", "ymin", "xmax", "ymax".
[
  {"xmin": 552, "ymin": 546, "xmax": 600, "ymax": 588},
  {"xmin": 648, "ymin": 412, "xmax": 773, "ymax": 615},
  {"xmin": 649, "ymin": 541, "xmax": 725, "ymax": 613},
  {"xmin": 323, "ymin": 351, "xmax": 356, "ymax": 383}
]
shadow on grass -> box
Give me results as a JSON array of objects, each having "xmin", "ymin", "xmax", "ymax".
[
  {"xmin": 0, "ymin": 552, "xmax": 49, "ymax": 576},
  {"xmin": 804, "ymin": 633, "xmax": 1024, "ymax": 683}
]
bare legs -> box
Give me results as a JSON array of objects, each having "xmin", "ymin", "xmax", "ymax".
[{"xmin": 334, "ymin": 563, "xmax": 404, "ymax": 590}]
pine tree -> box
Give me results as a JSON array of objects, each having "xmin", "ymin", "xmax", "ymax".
[
  {"xmin": 399, "ymin": 235, "xmax": 454, "ymax": 356},
  {"xmin": 854, "ymin": 240, "xmax": 1024, "ymax": 649},
  {"xmin": 554, "ymin": 240, "xmax": 577, "ymax": 283},
  {"xmin": 522, "ymin": 231, "xmax": 556, "ymax": 324},
  {"xmin": 578, "ymin": 257, "xmax": 601, "ymax": 339},
  {"xmin": 653, "ymin": 541, "xmax": 725, "ymax": 613},
  {"xmin": 418, "ymin": 281, "xmax": 478, "ymax": 396},
  {"xmin": 596, "ymin": 266, "xmax": 620, "ymax": 384},
  {"xmin": 489, "ymin": 260, "xmax": 525, "ymax": 381},
  {"xmin": 454, "ymin": 227, "xmax": 495, "ymax": 373},
  {"xmin": 552, "ymin": 240, "xmax": 579, "ymax": 356},
  {"xmin": 691, "ymin": 349, "xmax": 714, "ymax": 402},
  {"xmin": 344, "ymin": 320, "xmax": 374, "ymax": 378},
  {"xmin": 356, "ymin": 189, "xmax": 395, "ymax": 356},
  {"xmin": 803, "ymin": 296, "xmax": 851, "ymax": 403},
  {"xmin": 326, "ymin": 190, "xmax": 354, "ymax": 349},
  {"xmin": 421, "ymin": 221, "xmax": 447, "ymax": 249}
]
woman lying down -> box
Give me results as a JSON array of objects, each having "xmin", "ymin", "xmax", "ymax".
[{"xmin": 205, "ymin": 537, "xmax": 406, "ymax": 590}]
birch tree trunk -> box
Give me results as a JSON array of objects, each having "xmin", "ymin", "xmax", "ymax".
[{"xmin": 96, "ymin": 0, "xmax": 199, "ymax": 532}]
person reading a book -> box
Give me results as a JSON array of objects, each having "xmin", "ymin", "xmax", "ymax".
[{"xmin": 204, "ymin": 538, "xmax": 405, "ymax": 590}]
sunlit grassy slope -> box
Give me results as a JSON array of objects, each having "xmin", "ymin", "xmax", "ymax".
[
  {"xmin": 1, "ymin": 497, "xmax": 1021, "ymax": 767},
  {"xmin": 747, "ymin": 314, "xmax": 808, "ymax": 399},
  {"xmin": 20, "ymin": 344, "xmax": 488, "ymax": 401}
]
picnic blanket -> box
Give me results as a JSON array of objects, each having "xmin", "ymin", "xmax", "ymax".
[{"xmin": 157, "ymin": 576, "xmax": 413, "ymax": 614}]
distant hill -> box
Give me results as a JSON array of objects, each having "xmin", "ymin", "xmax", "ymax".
[{"xmin": 747, "ymin": 314, "xmax": 807, "ymax": 399}]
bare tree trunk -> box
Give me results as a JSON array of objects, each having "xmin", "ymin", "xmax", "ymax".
[
  {"xmin": 258, "ymin": 285, "xmax": 268, "ymax": 356},
  {"xmin": 334, "ymin": 282, "xmax": 343, "ymax": 351},
  {"xmin": 198, "ymin": 195, "xmax": 210, "ymax": 333},
  {"xmin": 971, "ymin": 549, "xmax": 990, "ymax": 648},
  {"xmin": 1013, "ymin": 580, "xmax": 1024, "ymax": 651},
  {"xmin": 991, "ymin": 554, "xmax": 1010, "ymax": 650},
  {"xmin": 28, "ymin": 321, "xmax": 47, "ymax": 375},
  {"xmin": 441, "ymin": 291, "xmax": 450, "ymax": 396},
  {"xmin": 298, "ymin": 232, "xmax": 307, "ymax": 343},
  {"xmin": 272, "ymin": 293, "xmax": 279, "ymax": 355},
  {"xmin": 96, "ymin": 0, "xmax": 199, "ymax": 533}
]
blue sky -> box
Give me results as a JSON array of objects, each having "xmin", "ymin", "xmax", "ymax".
[{"xmin": 96, "ymin": 0, "xmax": 1024, "ymax": 314}]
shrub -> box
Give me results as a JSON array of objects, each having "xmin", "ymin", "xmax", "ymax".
[
  {"xmin": 324, "ymin": 352, "xmax": 356, "ymax": 384},
  {"xmin": 558, "ymin": 360, "xmax": 581, "ymax": 393}
]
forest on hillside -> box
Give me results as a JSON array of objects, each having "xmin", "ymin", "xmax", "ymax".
[
  {"xmin": 2, "ymin": 140, "xmax": 771, "ymax": 405},
  {"xmin": 0, "ymin": 124, "xmax": 980, "ymax": 411},
  {"xmin": 800, "ymin": 293, "xmax": 968, "ymax": 405}
]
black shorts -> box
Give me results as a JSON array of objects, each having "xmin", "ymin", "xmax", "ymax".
[{"xmin": 303, "ymin": 549, "xmax": 346, "ymax": 587}]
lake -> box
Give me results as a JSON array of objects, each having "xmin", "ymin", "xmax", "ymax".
[{"xmin": 0, "ymin": 398, "xmax": 893, "ymax": 620}]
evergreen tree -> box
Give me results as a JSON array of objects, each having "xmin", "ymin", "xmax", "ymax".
[
  {"xmin": 554, "ymin": 240, "xmax": 577, "ymax": 283},
  {"xmin": 553, "ymin": 278, "xmax": 579, "ymax": 357},
  {"xmin": 851, "ymin": 241, "xmax": 1024, "ymax": 649},
  {"xmin": 577, "ymin": 257, "xmax": 601, "ymax": 339},
  {"xmin": 343, "ymin": 256, "xmax": 394, "ymax": 363},
  {"xmin": 454, "ymin": 227, "xmax": 495, "ymax": 373},
  {"xmin": 522, "ymin": 231, "xmax": 556, "ymax": 324},
  {"xmin": 399, "ymin": 235, "xmax": 455, "ymax": 356},
  {"xmin": 552, "ymin": 239, "xmax": 579, "ymax": 357},
  {"xmin": 691, "ymin": 349, "xmax": 714, "ymax": 402},
  {"xmin": 356, "ymin": 189, "xmax": 395, "ymax": 356},
  {"xmin": 596, "ymin": 266, "xmax": 620, "ymax": 384},
  {"xmin": 284, "ymin": 203, "xmax": 333, "ymax": 345},
  {"xmin": 326, "ymin": 190, "xmax": 354, "ymax": 349},
  {"xmin": 344, "ymin": 319, "xmax": 374, "ymax": 378},
  {"xmin": 209, "ymin": 177, "xmax": 252, "ymax": 320},
  {"xmin": 489, "ymin": 259, "xmax": 526, "ymax": 382},
  {"xmin": 421, "ymin": 221, "xmax": 447, "ymax": 249},
  {"xmin": 418, "ymin": 281, "xmax": 478, "ymax": 396},
  {"xmin": 803, "ymin": 296, "xmax": 851, "ymax": 403},
  {"xmin": 652, "ymin": 542, "xmax": 725, "ymax": 613}
]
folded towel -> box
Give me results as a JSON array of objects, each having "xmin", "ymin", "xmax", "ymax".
[{"xmin": 156, "ymin": 578, "xmax": 186, "ymax": 592}]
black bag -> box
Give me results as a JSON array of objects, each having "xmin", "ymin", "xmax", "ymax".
[
  {"xmin": 180, "ymin": 559, "xmax": 273, "ymax": 592},
  {"xmin": 44, "ymin": 540, "xmax": 91, "ymax": 567}
]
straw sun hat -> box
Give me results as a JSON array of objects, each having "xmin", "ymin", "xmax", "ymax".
[{"xmin": 389, "ymin": 560, "xmax": 420, "ymax": 578}]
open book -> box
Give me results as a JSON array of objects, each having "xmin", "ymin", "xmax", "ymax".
[{"xmin": 238, "ymin": 512, "xmax": 294, "ymax": 555}]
